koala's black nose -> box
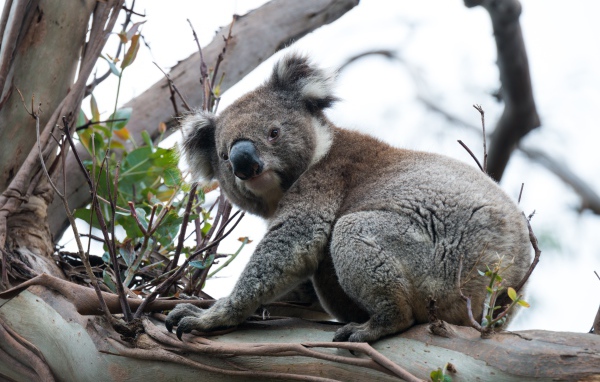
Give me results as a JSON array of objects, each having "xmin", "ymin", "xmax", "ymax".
[{"xmin": 229, "ymin": 140, "xmax": 264, "ymax": 180}]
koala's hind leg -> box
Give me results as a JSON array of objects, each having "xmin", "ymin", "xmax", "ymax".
[{"xmin": 331, "ymin": 211, "xmax": 417, "ymax": 342}]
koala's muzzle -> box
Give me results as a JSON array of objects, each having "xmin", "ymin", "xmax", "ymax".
[{"xmin": 229, "ymin": 140, "xmax": 264, "ymax": 180}]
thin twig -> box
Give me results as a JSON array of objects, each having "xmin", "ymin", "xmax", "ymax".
[
  {"xmin": 514, "ymin": 213, "xmax": 542, "ymax": 293},
  {"xmin": 76, "ymin": 118, "xmax": 128, "ymax": 132},
  {"xmin": 167, "ymin": 184, "xmax": 198, "ymax": 273},
  {"xmin": 457, "ymin": 140, "xmax": 484, "ymax": 172},
  {"xmin": 518, "ymin": 183, "xmax": 525, "ymax": 204},
  {"xmin": 473, "ymin": 104, "xmax": 487, "ymax": 172},
  {"xmin": 457, "ymin": 254, "xmax": 484, "ymax": 333},
  {"xmin": 153, "ymin": 62, "xmax": 192, "ymax": 113}
]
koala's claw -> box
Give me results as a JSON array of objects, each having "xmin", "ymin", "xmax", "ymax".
[
  {"xmin": 333, "ymin": 322, "xmax": 382, "ymax": 343},
  {"xmin": 165, "ymin": 303, "xmax": 205, "ymax": 337},
  {"xmin": 176, "ymin": 325, "xmax": 187, "ymax": 341}
]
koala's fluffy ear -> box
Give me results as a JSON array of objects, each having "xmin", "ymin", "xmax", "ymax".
[
  {"xmin": 271, "ymin": 53, "xmax": 338, "ymax": 112},
  {"xmin": 180, "ymin": 112, "xmax": 217, "ymax": 181}
]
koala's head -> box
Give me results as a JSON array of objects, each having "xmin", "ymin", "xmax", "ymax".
[{"xmin": 181, "ymin": 53, "xmax": 337, "ymax": 217}]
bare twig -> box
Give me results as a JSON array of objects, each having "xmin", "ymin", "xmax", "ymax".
[
  {"xmin": 472, "ymin": 104, "xmax": 487, "ymax": 172},
  {"xmin": 153, "ymin": 62, "xmax": 192, "ymax": 113},
  {"xmin": 211, "ymin": 17, "xmax": 236, "ymax": 94},
  {"xmin": 166, "ymin": 184, "xmax": 198, "ymax": 273},
  {"xmin": 457, "ymin": 140, "xmax": 483, "ymax": 172},
  {"xmin": 456, "ymin": 254, "xmax": 485, "ymax": 333},
  {"xmin": 514, "ymin": 214, "xmax": 542, "ymax": 293},
  {"xmin": 338, "ymin": 49, "xmax": 398, "ymax": 72},
  {"xmin": 518, "ymin": 183, "xmax": 525, "ymax": 204}
]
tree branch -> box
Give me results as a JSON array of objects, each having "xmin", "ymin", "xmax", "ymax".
[{"xmin": 465, "ymin": 0, "xmax": 540, "ymax": 181}]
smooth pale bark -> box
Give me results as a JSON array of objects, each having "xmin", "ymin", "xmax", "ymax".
[{"xmin": 0, "ymin": 0, "xmax": 96, "ymax": 192}]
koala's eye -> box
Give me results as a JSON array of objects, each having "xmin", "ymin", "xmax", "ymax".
[
  {"xmin": 221, "ymin": 152, "xmax": 229, "ymax": 161},
  {"xmin": 268, "ymin": 128, "xmax": 280, "ymax": 142}
]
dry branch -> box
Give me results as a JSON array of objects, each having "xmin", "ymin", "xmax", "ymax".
[
  {"xmin": 49, "ymin": 0, "xmax": 360, "ymax": 239},
  {"xmin": 465, "ymin": 0, "xmax": 540, "ymax": 181}
]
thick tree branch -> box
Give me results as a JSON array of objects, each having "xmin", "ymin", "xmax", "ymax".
[
  {"xmin": 465, "ymin": 0, "xmax": 540, "ymax": 181},
  {"xmin": 49, "ymin": 0, "xmax": 359, "ymax": 239}
]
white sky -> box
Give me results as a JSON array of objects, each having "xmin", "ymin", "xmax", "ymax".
[{"xmin": 54, "ymin": 0, "xmax": 600, "ymax": 333}]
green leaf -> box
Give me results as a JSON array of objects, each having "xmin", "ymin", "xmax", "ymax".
[
  {"xmin": 90, "ymin": 94, "xmax": 100, "ymax": 122},
  {"xmin": 135, "ymin": 207, "xmax": 149, "ymax": 231},
  {"xmin": 101, "ymin": 54, "xmax": 121, "ymax": 76},
  {"xmin": 430, "ymin": 367, "xmax": 452, "ymax": 382},
  {"xmin": 152, "ymin": 209, "xmax": 183, "ymax": 247},
  {"xmin": 201, "ymin": 222, "xmax": 212, "ymax": 238},
  {"xmin": 77, "ymin": 109, "xmax": 88, "ymax": 129},
  {"xmin": 507, "ymin": 287, "xmax": 517, "ymax": 301},
  {"xmin": 109, "ymin": 108, "xmax": 132, "ymax": 130},
  {"xmin": 103, "ymin": 270, "xmax": 117, "ymax": 293},
  {"xmin": 517, "ymin": 299, "xmax": 531, "ymax": 308},
  {"xmin": 141, "ymin": 130, "xmax": 153, "ymax": 149},
  {"xmin": 119, "ymin": 247, "xmax": 135, "ymax": 267},
  {"xmin": 77, "ymin": 129, "xmax": 105, "ymax": 158},
  {"xmin": 189, "ymin": 254, "xmax": 215, "ymax": 270},
  {"xmin": 150, "ymin": 148, "xmax": 178, "ymax": 167},
  {"xmin": 121, "ymin": 33, "xmax": 141, "ymax": 69},
  {"xmin": 116, "ymin": 213, "xmax": 144, "ymax": 239},
  {"xmin": 163, "ymin": 167, "xmax": 182, "ymax": 187}
]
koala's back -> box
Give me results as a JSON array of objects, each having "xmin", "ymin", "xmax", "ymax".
[{"xmin": 310, "ymin": 127, "xmax": 531, "ymax": 327}]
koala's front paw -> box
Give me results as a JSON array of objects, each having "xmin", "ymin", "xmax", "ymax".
[
  {"xmin": 165, "ymin": 303, "xmax": 204, "ymax": 335},
  {"xmin": 165, "ymin": 300, "xmax": 240, "ymax": 340}
]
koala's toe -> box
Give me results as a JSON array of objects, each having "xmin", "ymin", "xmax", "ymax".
[
  {"xmin": 333, "ymin": 322, "xmax": 361, "ymax": 342},
  {"xmin": 165, "ymin": 303, "xmax": 204, "ymax": 333},
  {"xmin": 175, "ymin": 316, "xmax": 206, "ymax": 341}
]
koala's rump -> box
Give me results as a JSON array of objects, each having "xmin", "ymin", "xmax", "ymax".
[{"xmin": 329, "ymin": 150, "xmax": 531, "ymax": 324}]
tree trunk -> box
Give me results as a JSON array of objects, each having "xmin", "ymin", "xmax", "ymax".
[{"xmin": 0, "ymin": 0, "xmax": 97, "ymax": 278}]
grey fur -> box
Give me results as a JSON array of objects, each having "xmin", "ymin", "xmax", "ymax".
[{"xmin": 167, "ymin": 53, "xmax": 531, "ymax": 342}]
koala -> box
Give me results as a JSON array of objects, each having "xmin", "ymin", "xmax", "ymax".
[{"xmin": 166, "ymin": 53, "xmax": 531, "ymax": 343}]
